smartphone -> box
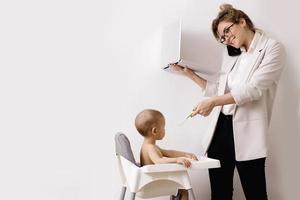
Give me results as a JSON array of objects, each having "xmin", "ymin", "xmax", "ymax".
[{"xmin": 227, "ymin": 45, "xmax": 241, "ymax": 56}]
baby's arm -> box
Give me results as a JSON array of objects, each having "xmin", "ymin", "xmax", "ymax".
[
  {"xmin": 159, "ymin": 147, "xmax": 198, "ymax": 161},
  {"xmin": 147, "ymin": 145, "xmax": 192, "ymax": 168}
]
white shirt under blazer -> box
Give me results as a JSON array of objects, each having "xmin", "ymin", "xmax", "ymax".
[{"xmin": 202, "ymin": 29, "xmax": 286, "ymax": 161}]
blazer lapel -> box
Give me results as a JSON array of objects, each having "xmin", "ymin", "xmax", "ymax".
[{"xmin": 240, "ymin": 30, "xmax": 269, "ymax": 83}]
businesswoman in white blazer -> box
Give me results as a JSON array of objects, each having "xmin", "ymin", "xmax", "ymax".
[{"xmin": 170, "ymin": 4, "xmax": 285, "ymax": 200}]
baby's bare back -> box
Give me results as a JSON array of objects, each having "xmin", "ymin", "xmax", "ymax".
[{"xmin": 140, "ymin": 144, "xmax": 162, "ymax": 166}]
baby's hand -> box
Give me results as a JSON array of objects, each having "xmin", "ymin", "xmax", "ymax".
[
  {"xmin": 176, "ymin": 157, "xmax": 192, "ymax": 168},
  {"xmin": 184, "ymin": 153, "xmax": 198, "ymax": 161}
]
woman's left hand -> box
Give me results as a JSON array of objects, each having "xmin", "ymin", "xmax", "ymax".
[{"xmin": 192, "ymin": 98, "xmax": 216, "ymax": 117}]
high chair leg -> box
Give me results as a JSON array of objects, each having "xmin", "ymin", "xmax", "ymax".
[
  {"xmin": 130, "ymin": 192, "xmax": 136, "ymax": 200},
  {"xmin": 188, "ymin": 189, "xmax": 196, "ymax": 200},
  {"xmin": 119, "ymin": 186, "xmax": 126, "ymax": 200}
]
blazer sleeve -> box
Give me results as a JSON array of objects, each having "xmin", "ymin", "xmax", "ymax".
[{"xmin": 231, "ymin": 41, "xmax": 286, "ymax": 105}]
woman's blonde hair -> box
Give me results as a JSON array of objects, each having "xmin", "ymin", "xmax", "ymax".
[{"xmin": 212, "ymin": 4, "xmax": 255, "ymax": 40}]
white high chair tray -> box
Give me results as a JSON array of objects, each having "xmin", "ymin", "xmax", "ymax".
[{"xmin": 141, "ymin": 156, "xmax": 220, "ymax": 173}]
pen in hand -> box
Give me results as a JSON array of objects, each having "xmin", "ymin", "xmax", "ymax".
[{"xmin": 178, "ymin": 112, "xmax": 194, "ymax": 126}]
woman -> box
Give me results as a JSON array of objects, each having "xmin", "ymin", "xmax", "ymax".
[{"xmin": 170, "ymin": 4, "xmax": 285, "ymax": 200}]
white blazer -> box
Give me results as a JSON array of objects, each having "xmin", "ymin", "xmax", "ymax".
[{"xmin": 202, "ymin": 30, "xmax": 286, "ymax": 161}]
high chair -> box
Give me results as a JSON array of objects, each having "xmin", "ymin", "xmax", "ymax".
[{"xmin": 115, "ymin": 132, "xmax": 220, "ymax": 200}]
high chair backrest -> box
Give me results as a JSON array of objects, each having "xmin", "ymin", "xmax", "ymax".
[{"xmin": 115, "ymin": 132, "xmax": 138, "ymax": 166}]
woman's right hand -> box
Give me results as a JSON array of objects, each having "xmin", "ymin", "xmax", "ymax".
[{"xmin": 169, "ymin": 64, "xmax": 196, "ymax": 79}]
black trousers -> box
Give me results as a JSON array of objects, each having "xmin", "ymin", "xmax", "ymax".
[{"xmin": 207, "ymin": 112, "xmax": 268, "ymax": 200}]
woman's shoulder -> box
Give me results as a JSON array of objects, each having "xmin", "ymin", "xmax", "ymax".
[
  {"xmin": 259, "ymin": 30, "xmax": 285, "ymax": 51},
  {"xmin": 260, "ymin": 32, "xmax": 286, "ymax": 63},
  {"xmin": 265, "ymin": 38, "xmax": 285, "ymax": 56}
]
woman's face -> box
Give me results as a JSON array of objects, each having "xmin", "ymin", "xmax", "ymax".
[{"xmin": 217, "ymin": 19, "xmax": 247, "ymax": 48}]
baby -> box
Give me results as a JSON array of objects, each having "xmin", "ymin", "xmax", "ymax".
[{"xmin": 135, "ymin": 109, "xmax": 198, "ymax": 200}]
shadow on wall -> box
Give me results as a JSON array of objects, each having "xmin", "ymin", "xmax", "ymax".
[
  {"xmin": 181, "ymin": 31, "xmax": 223, "ymax": 75},
  {"xmin": 267, "ymin": 60, "xmax": 300, "ymax": 200}
]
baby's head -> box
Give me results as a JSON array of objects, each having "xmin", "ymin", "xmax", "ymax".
[{"xmin": 135, "ymin": 109, "xmax": 165, "ymax": 140}]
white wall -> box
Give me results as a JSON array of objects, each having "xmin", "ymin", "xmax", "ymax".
[{"xmin": 1, "ymin": 0, "xmax": 299, "ymax": 200}]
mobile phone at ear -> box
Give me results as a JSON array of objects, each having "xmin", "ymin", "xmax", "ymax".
[{"xmin": 227, "ymin": 45, "xmax": 241, "ymax": 56}]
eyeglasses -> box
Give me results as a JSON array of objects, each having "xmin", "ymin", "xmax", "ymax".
[{"xmin": 219, "ymin": 23, "xmax": 235, "ymax": 44}]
